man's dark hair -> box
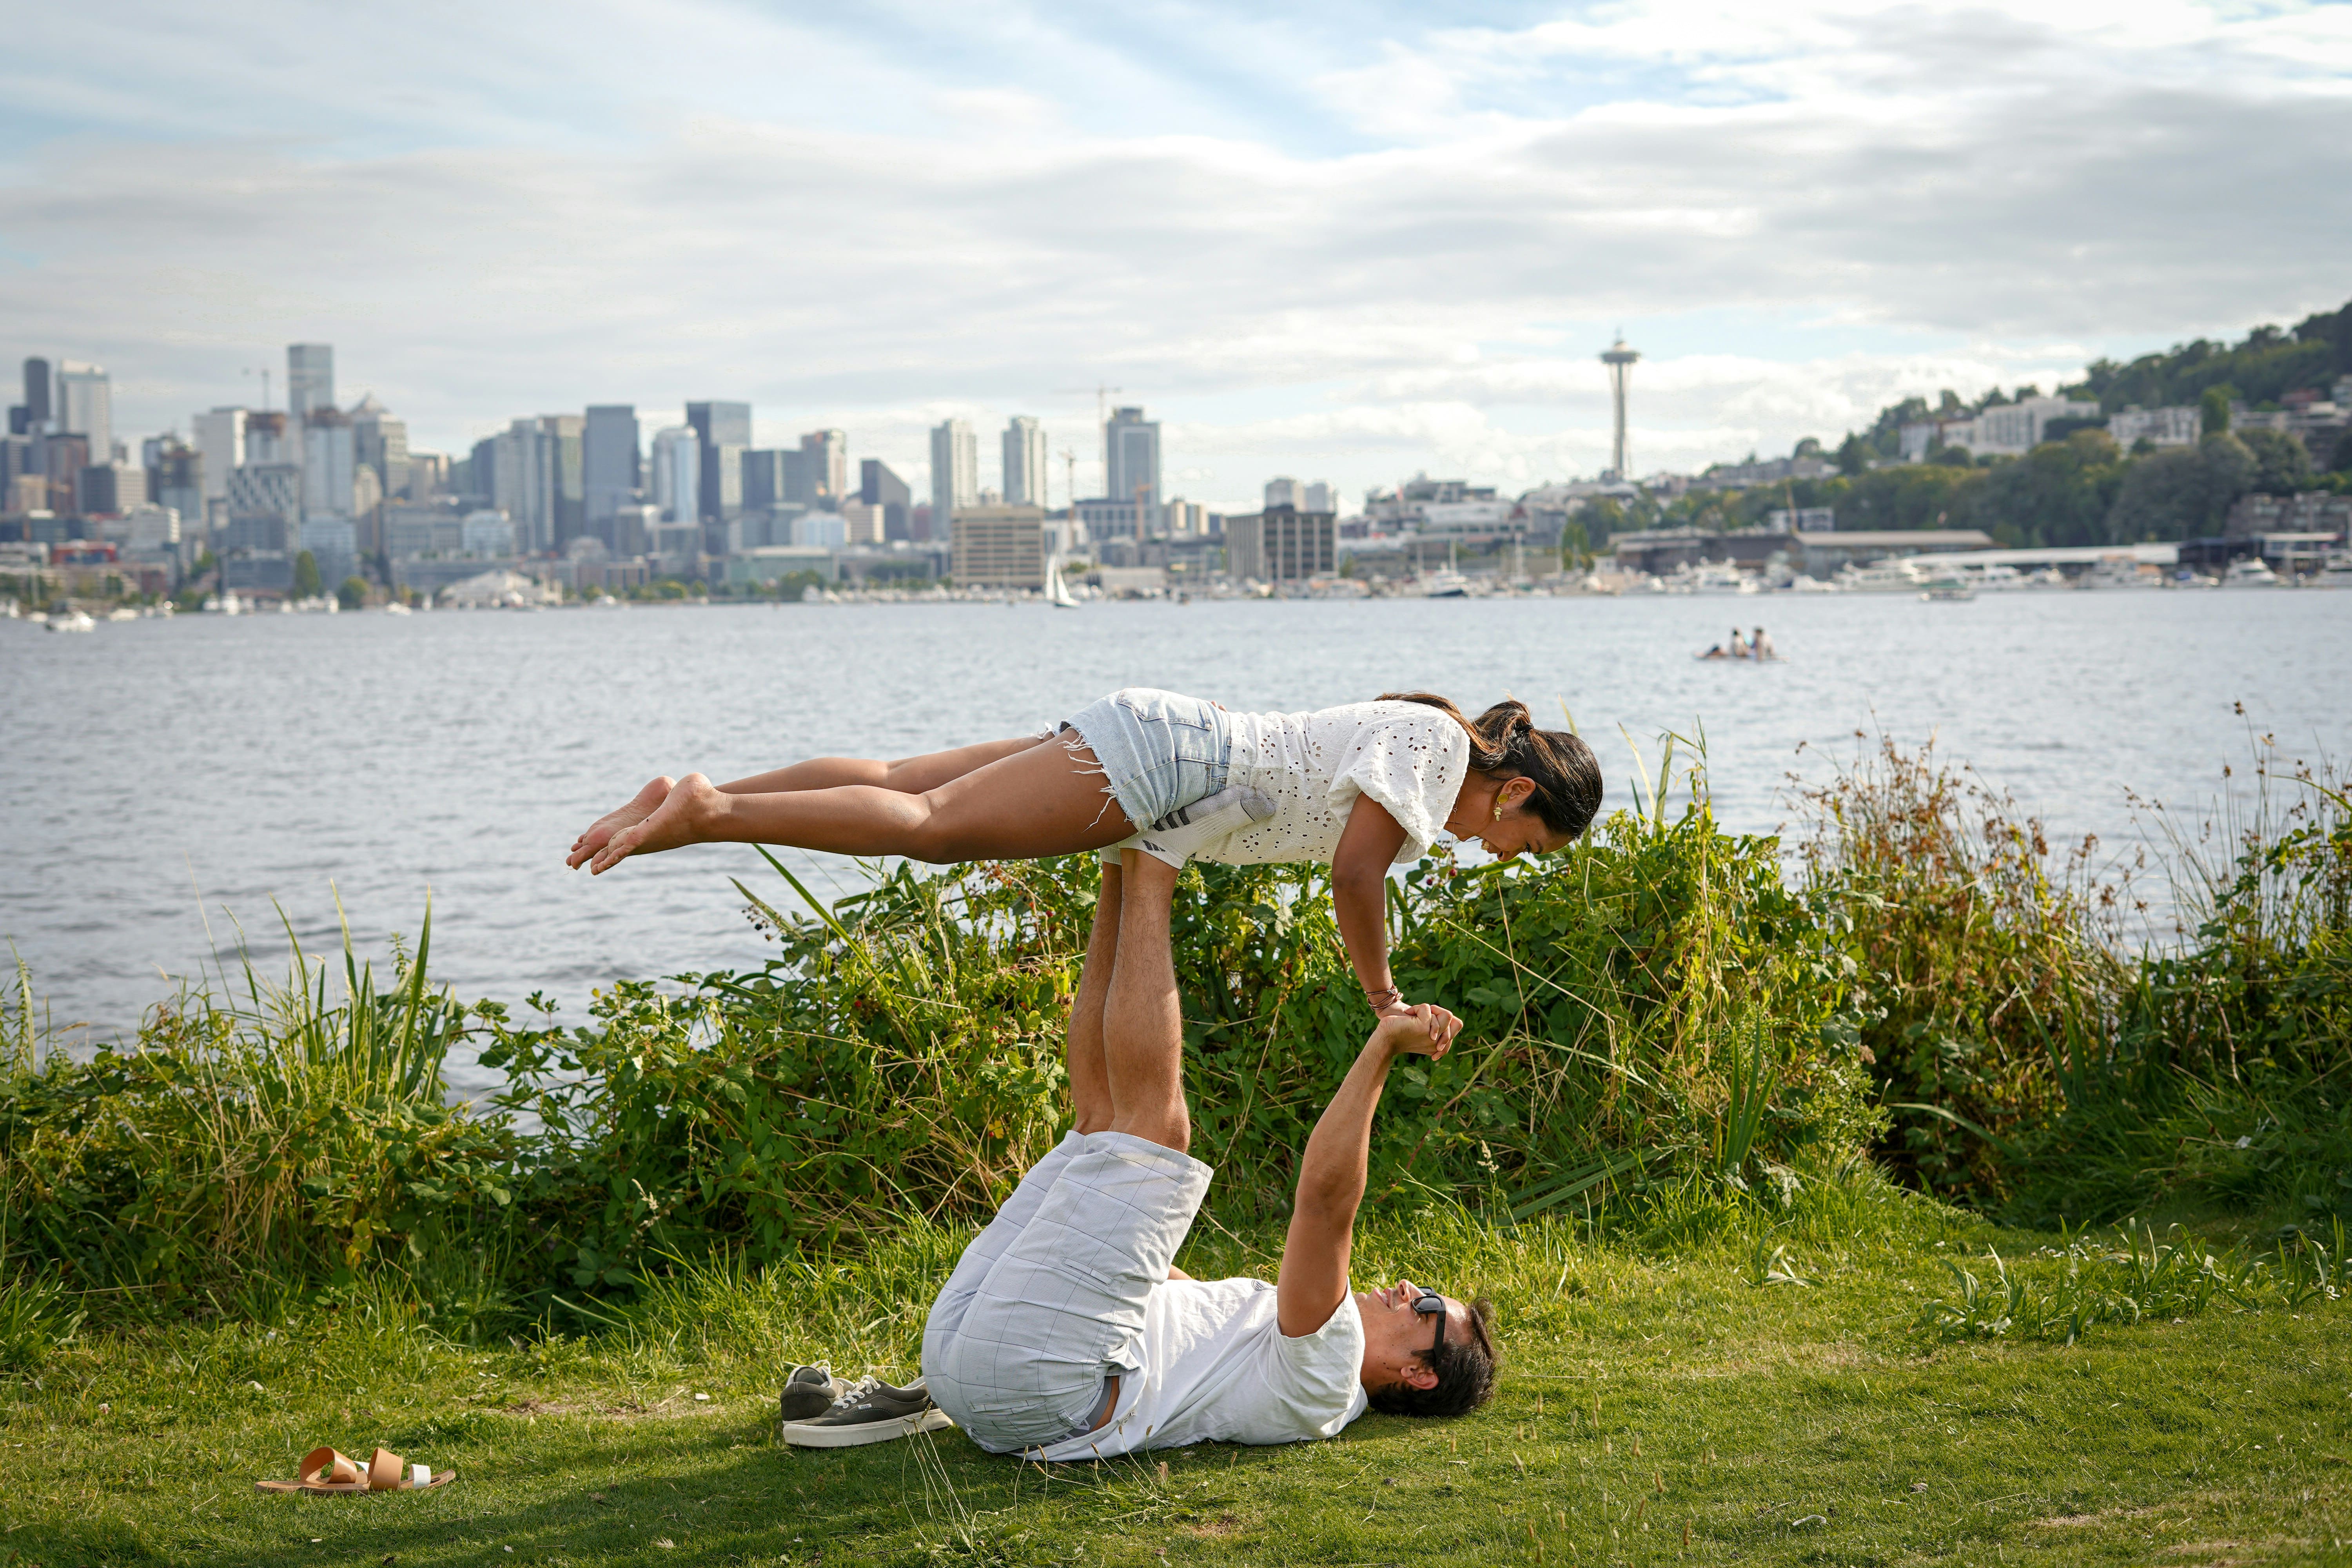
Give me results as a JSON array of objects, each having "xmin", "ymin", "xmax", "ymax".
[{"xmin": 1367, "ymin": 1297, "xmax": 1498, "ymax": 1419}]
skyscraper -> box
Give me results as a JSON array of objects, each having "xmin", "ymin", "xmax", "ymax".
[
  {"xmin": 800, "ymin": 429, "xmax": 847, "ymax": 501},
  {"xmin": 686, "ymin": 401, "xmax": 751, "ymax": 537},
  {"xmin": 302, "ymin": 407, "xmax": 356, "ymax": 519},
  {"xmin": 350, "ymin": 395, "xmax": 409, "ymax": 500},
  {"xmin": 930, "ymin": 419, "xmax": 977, "ymax": 546},
  {"xmin": 583, "ymin": 405, "xmax": 641, "ymax": 535},
  {"xmin": 288, "ymin": 344, "xmax": 335, "ymax": 420},
  {"xmin": 192, "ymin": 408, "xmax": 246, "ymax": 501},
  {"xmin": 1002, "ymin": 415, "xmax": 1047, "ymax": 506},
  {"xmin": 1105, "ymin": 406, "xmax": 1160, "ymax": 517},
  {"xmin": 56, "ymin": 361, "xmax": 112, "ymax": 464},
  {"xmin": 861, "ymin": 458, "xmax": 912, "ymax": 540},
  {"xmin": 650, "ymin": 427, "xmax": 701, "ymax": 524},
  {"xmin": 20, "ymin": 358, "xmax": 51, "ymax": 431}
]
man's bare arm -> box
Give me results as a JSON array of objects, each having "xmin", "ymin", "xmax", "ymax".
[{"xmin": 1274, "ymin": 1005, "xmax": 1461, "ymax": 1338}]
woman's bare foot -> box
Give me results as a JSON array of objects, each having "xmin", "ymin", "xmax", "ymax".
[
  {"xmin": 568, "ymin": 777, "xmax": 675, "ymax": 869},
  {"xmin": 587, "ymin": 773, "xmax": 725, "ymax": 874}
]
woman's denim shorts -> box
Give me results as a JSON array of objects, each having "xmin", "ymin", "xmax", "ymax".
[{"xmin": 1060, "ymin": 688, "xmax": 1233, "ymax": 831}]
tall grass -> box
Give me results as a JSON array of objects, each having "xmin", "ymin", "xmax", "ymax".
[{"xmin": 1, "ymin": 735, "xmax": 2342, "ymax": 1335}]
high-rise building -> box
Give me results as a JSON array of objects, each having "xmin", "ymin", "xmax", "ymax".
[
  {"xmin": 288, "ymin": 344, "xmax": 335, "ymax": 421},
  {"xmin": 1263, "ymin": 477, "xmax": 1300, "ymax": 509},
  {"xmin": 192, "ymin": 408, "xmax": 246, "ymax": 501},
  {"xmin": 20, "ymin": 358, "xmax": 52, "ymax": 430},
  {"xmin": 351, "ymin": 395, "xmax": 410, "ymax": 500},
  {"xmin": 1105, "ymin": 406, "xmax": 1161, "ymax": 517},
  {"xmin": 225, "ymin": 462, "xmax": 302, "ymax": 552},
  {"xmin": 1303, "ymin": 481, "xmax": 1336, "ymax": 514},
  {"xmin": 1227, "ymin": 504, "xmax": 1335, "ymax": 584},
  {"xmin": 303, "ymin": 408, "xmax": 357, "ymax": 520},
  {"xmin": 56, "ymin": 361, "xmax": 112, "ymax": 465},
  {"xmin": 930, "ymin": 419, "xmax": 978, "ymax": 547},
  {"xmin": 741, "ymin": 449, "xmax": 789, "ymax": 513},
  {"xmin": 686, "ymin": 401, "xmax": 751, "ymax": 531},
  {"xmin": 40, "ymin": 434, "xmax": 87, "ymax": 515},
  {"xmin": 584, "ymin": 405, "xmax": 641, "ymax": 534},
  {"xmin": 1002, "ymin": 415, "xmax": 1048, "ymax": 505},
  {"xmin": 861, "ymin": 458, "xmax": 913, "ymax": 541},
  {"xmin": 650, "ymin": 427, "xmax": 701, "ymax": 523},
  {"xmin": 544, "ymin": 413, "xmax": 584, "ymax": 550},
  {"xmin": 951, "ymin": 503, "xmax": 1047, "ymax": 589},
  {"xmin": 244, "ymin": 410, "xmax": 290, "ymax": 465},
  {"xmin": 150, "ymin": 441, "xmax": 203, "ymax": 529},
  {"xmin": 78, "ymin": 461, "xmax": 145, "ymax": 516},
  {"xmin": 799, "ymin": 429, "xmax": 847, "ymax": 501}
]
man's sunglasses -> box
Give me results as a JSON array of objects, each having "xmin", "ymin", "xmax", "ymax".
[{"xmin": 1411, "ymin": 1286, "xmax": 1447, "ymax": 1357}]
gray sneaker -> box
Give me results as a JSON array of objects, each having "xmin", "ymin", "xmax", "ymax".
[
  {"xmin": 779, "ymin": 1376, "xmax": 953, "ymax": 1448},
  {"xmin": 778, "ymin": 1364, "xmax": 848, "ymax": 1424}
]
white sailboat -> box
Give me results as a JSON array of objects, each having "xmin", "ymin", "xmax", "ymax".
[{"xmin": 1045, "ymin": 556, "xmax": 1080, "ymax": 609}]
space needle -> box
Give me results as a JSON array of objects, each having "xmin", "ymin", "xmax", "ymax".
[{"xmin": 1600, "ymin": 332, "xmax": 1639, "ymax": 482}]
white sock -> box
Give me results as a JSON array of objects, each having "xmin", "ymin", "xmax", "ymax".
[{"xmin": 1133, "ymin": 786, "xmax": 1276, "ymax": 868}]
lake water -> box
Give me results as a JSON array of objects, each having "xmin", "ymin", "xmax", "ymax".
[{"xmin": 7, "ymin": 588, "xmax": 2348, "ymax": 1092}]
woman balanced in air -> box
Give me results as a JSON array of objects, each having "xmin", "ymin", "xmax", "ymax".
[{"xmin": 568, "ymin": 689, "xmax": 1602, "ymax": 1018}]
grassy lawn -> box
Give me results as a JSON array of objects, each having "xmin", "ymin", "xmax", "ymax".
[{"xmin": 3, "ymin": 1194, "xmax": 2346, "ymax": 1568}]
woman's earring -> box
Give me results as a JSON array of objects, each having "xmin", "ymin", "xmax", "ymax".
[{"xmin": 1491, "ymin": 804, "xmax": 1503, "ymax": 821}]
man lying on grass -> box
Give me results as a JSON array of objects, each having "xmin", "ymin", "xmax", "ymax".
[{"xmin": 917, "ymin": 851, "xmax": 1496, "ymax": 1459}]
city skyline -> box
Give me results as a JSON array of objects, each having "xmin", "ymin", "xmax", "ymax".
[{"xmin": 3, "ymin": 2, "xmax": 2348, "ymax": 507}]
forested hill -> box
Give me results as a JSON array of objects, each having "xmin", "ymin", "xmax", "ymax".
[{"xmin": 1625, "ymin": 295, "xmax": 2352, "ymax": 550}]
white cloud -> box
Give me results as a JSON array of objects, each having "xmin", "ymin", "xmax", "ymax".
[{"xmin": 1, "ymin": 1, "xmax": 2345, "ymax": 503}]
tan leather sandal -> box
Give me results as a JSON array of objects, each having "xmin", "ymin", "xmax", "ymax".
[{"xmin": 256, "ymin": 1446, "xmax": 455, "ymax": 1495}]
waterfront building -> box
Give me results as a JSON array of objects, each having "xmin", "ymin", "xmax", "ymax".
[
  {"xmin": 842, "ymin": 499, "xmax": 886, "ymax": 546},
  {"xmin": 56, "ymin": 361, "xmax": 112, "ymax": 464},
  {"xmin": 383, "ymin": 503, "xmax": 465, "ymax": 559},
  {"xmin": 951, "ymin": 503, "xmax": 1047, "ymax": 589},
  {"xmin": 192, "ymin": 408, "xmax": 245, "ymax": 500},
  {"xmin": 686, "ymin": 401, "xmax": 751, "ymax": 529},
  {"xmin": 650, "ymin": 427, "xmax": 700, "ymax": 523},
  {"xmin": 1227, "ymin": 504, "xmax": 1334, "ymax": 584},
  {"xmin": 1075, "ymin": 497, "xmax": 1147, "ymax": 540},
  {"xmin": 299, "ymin": 514, "xmax": 358, "ymax": 586},
  {"xmin": 461, "ymin": 510, "xmax": 516, "ymax": 556},
  {"xmin": 1003, "ymin": 416, "xmax": 1048, "ymax": 506},
  {"xmin": 1105, "ymin": 406, "xmax": 1160, "ymax": 517},
  {"xmin": 797, "ymin": 511, "xmax": 848, "ymax": 549},
  {"xmin": 930, "ymin": 419, "xmax": 977, "ymax": 548},
  {"xmin": 287, "ymin": 344, "xmax": 334, "ymax": 420},
  {"xmin": 1937, "ymin": 396, "xmax": 2101, "ymax": 458},
  {"xmin": 583, "ymin": 405, "xmax": 641, "ymax": 535}
]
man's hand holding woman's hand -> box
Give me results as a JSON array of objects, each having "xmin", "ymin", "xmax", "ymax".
[{"xmin": 1370, "ymin": 1003, "xmax": 1462, "ymax": 1062}]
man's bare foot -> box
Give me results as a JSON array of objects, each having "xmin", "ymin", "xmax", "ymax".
[
  {"xmin": 568, "ymin": 777, "xmax": 675, "ymax": 869},
  {"xmin": 587, "ymin": 773, "xmax": 724, "ymax": 874}
]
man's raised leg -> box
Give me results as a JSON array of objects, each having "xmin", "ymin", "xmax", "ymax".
[{"xmin": 1104, "ymin": 849, "xmax": 1186, "ymax": 1153}]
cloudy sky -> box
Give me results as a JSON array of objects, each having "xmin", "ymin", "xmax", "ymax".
[{"xmin": 4, "ymin": 0, "xmax": 2348, "ymax": 510}]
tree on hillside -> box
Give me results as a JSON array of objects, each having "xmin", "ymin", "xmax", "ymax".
[
  {"xmin": 2239, "ymin": 428, "xmax": 2313, "ymax": 495},
  {"xmin": 337, "ymin": 575, "xmax": 370, "ymax": 610},
  {"xmin": 2200, "ymin": 386, "xmax": 2233, "ymax": 436},
  {"xmin": 2107, "ymin": 432, "xmax": 2255, "ymax": 541},
  {"xmin": 1969, "ymin": 430, "xmax": 2126, "ymax": 548},
  {"xmin": 292, "ymin": 550, "xmax": 321, "ymax": 599}
]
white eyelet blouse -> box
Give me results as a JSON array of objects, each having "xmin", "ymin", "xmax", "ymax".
[{"xmin": 1206, "ymin": 700, "xmax": 1474, "ymax": 868}]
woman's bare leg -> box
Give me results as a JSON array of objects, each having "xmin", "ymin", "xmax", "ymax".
[
  {"xmin": 567, "ymin": 735, "xmax": 1049, "ymax": 868},
  {"xmin": 584, "ymin": 736, "xmax": 1136, "ymax": 873}
]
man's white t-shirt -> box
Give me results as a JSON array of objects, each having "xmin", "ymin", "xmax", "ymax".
[
  {"xmin": 1207, "ymin": 700, "xmax": 1474, "ymax": 869},
  {"xmin": 1028, "ymin": 1278, "xmax": 1369, "ymax": 1460}
]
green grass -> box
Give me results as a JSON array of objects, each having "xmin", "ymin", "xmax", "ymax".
[{"xmin": 4, "ymin": 1185, "xmax": 2346, "ymax": 1568}]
